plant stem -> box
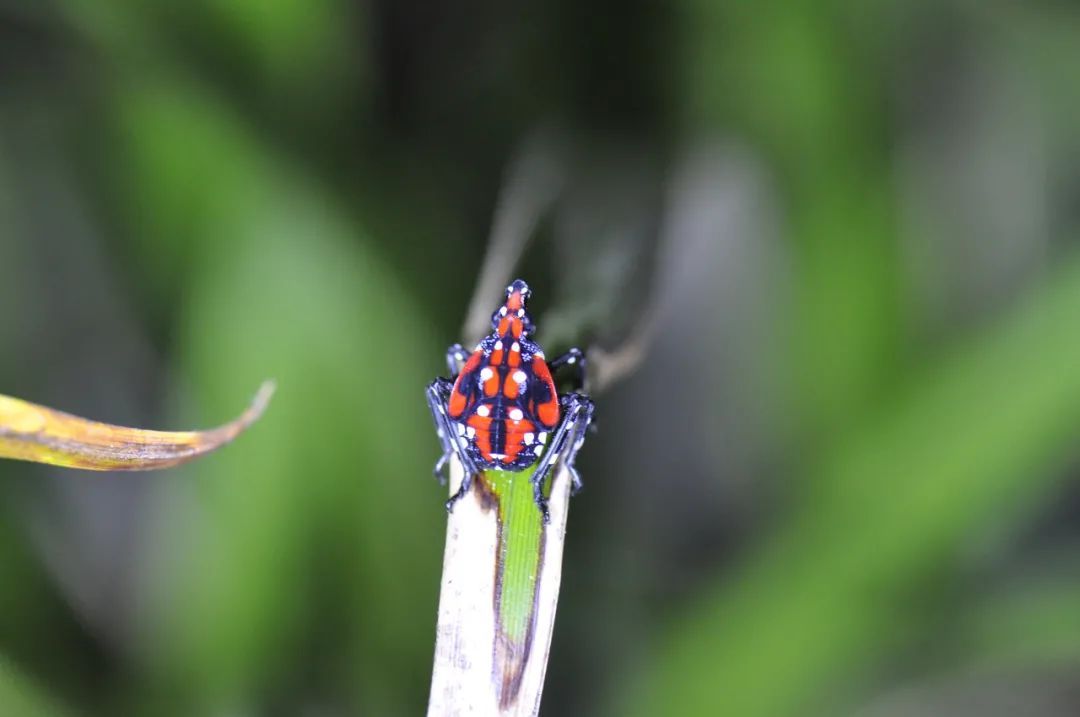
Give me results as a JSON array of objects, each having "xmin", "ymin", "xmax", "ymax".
[{"xmin": 427, "ymin": 456, "xmax": 572, "ymax": 716}]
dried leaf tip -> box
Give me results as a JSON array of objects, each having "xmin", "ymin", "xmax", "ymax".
[
  {"xmin": 0, "ymin": 380, "xmax": 277, "ymax": 472},
  {"xmin": 243, "ymin": 379, "xmax": 277, "ymax": 427}
]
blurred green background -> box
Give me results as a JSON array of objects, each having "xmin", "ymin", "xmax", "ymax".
[{"xmin": 3, "ymin": 1, "xmax": 1080, "ymax": 715}]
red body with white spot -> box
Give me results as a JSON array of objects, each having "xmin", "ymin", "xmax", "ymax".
[{"xmin": 447, "ymin": 281, "xmax": 560, "ymax": 471}]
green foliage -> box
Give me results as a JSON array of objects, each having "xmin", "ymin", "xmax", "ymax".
[
  {"xmin": 1, "ymin": 0, "xmax": 1079, "ymax": 715},
  {"xmin": 116, "ymin": 82, "xmax": 443, "ymax": 714},
  {"xmin": 0, "ymin": 660, "xmax": 69, "ymax": 717},
  {"xmin": 625, "ymin": 256, "xmax": 1080, "ymax": 717}
]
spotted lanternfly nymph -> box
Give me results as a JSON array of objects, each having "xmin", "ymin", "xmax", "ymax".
[{"xmin": 426, "ymin": 279, "xmax": 594, "ymax": 521}]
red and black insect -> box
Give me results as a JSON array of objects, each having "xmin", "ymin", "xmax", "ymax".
[{"xmin": 427, "ymin": 279, "xmax": 594, "ymax": 520}]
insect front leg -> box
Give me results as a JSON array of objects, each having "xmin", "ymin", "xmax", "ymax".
[
  {"xmin": 549, "ymin": 347, "xmax": 588, "ymax": 392},
  {"xmin": 528, "ymin": 392, "xmax": 595, "ymax": 522}
]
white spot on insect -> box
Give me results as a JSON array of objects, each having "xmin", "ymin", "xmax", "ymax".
[
  {"xmin": 512, "ymin": 370, "xmax": 527, "ymax": 384},
  {"xmin": 479, "ymin": 367, "xmax": 494, "ymax": 381},
  {"xmin": 476, "ymin": 405, "xmax": 490, "ymax": 417},
  {"xmin": 475, "ymin": 343, "xmax": 483, "ymax": 351},
  {"xmin": 538, "ymin": 431, "xmax": 548, "ymax": 444},
  {"xmin": 456, "ymin": 423, "xmax": 466, "ymax": 436},
  {"xmin": 535, "ymin": 351, "xmax": 545, "ymax": 359},
  {"xmin": 509, "ymin": 408, "xmax": 524, "ymax": 421},
  {"xmin": 511, "ymin": 342, "xmax": 520, "ymax": 352},
  {"xmin": 500, "ymin": 306, "xmax": 508, "ymax": 316},
  {"xmin": 458, "ymin": 436, "xmax": 469, "ymax": 448},
  {"xmin": 517, "ymin": 308, "xmax": 525, "ymax": 317},
  {"xmin": 466, "ymin": 425, "xmax": 476, "ymax": 438},
  {"xmin": 523, "ymin": 432, "xmax": 535, "ymax": 445},
  {"xmin": 494, "ymin": 340, "xmax": 503, "ymax": 350},
  {"xmin": 490, "ymin": 452, "xmax": 506, "ymax": 460},
  {"xmin": 567, "ymin": 356, "xmax": 576, "ymax": 364}
]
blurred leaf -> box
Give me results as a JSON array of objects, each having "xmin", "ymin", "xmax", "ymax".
[
  {"xmin": 0, "ymin": 658, "xmax": 71, "ymax": 717},
  {"xmin": 110, "ymin": 80, "xmax": 443, "ymax": 715},
  {"xmin": 58, "ymin": 0, "xmax": 354, "ymax": 94},
  {"xmin": 197, "ymin": 0, "xmax": 352, "ymax": 90},
  {"xmin": 959, "ymin": 574, "xmax": 1080, "ymax": 670},
  {"xmin": 624, "ymin": 253, "xmax": 1080, "ymax": 717},
  {"xmin": 682, "ymin": 1, "xmax": 903, "ymax": 441},
  {"xmin": 0, "ymin": 384, "xmax": 272, "ymax": 470}
]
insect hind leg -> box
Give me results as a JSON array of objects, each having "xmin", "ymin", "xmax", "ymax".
[
  {"xmin": 426, "ymin": 378, "xmax": 456, "ymax": 485},
  {"xmin": 529, "ymin": 392, "xmax": 595, "ymax": 522},
  {"xmin": 560, "ymin": 393, "xmax": 593, "ymax": 496},
  {"xmin": 426, "ymin": 377, "xmax": 482, "ymax": 510}
]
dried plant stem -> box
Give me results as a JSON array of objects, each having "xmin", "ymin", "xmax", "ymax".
[
  {"xmin": 427, "ymin": 456, "xmax": 573, "ymax": 717},
  {"xmin": 461, "ymin": 131, "xmax": 565, "ymax": 345}
]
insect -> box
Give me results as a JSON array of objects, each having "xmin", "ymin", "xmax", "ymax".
[{"xmin": 426, "ymin": 279, "xmax": 594, "ymax": 521}]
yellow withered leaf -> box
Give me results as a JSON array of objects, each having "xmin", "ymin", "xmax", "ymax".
[{"xmin": 0, "ymin": 382, "xmax": 275, "ymax": 471}]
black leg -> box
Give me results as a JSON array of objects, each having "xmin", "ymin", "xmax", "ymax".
[
  {"xmin": 549, "ymin": 347, "xmax": 587, "ymax": 392},
  {"xmin": 426, "ymin": 378, "xmax": 457, "ymax": 485},
  {"xmin": 564, "ymin": 397, "xmax": 593, "ymax": 496},
  {"xmin": 426, "ymin": 378, "xmax": 482, "ymax": 511},
  {"xmin": 445, "ymin": 343, "xmax": 469, "ymax": 378},
  {"xmin": 528, "ymin": 392, "xmax": 595, "ymax": 522}
]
